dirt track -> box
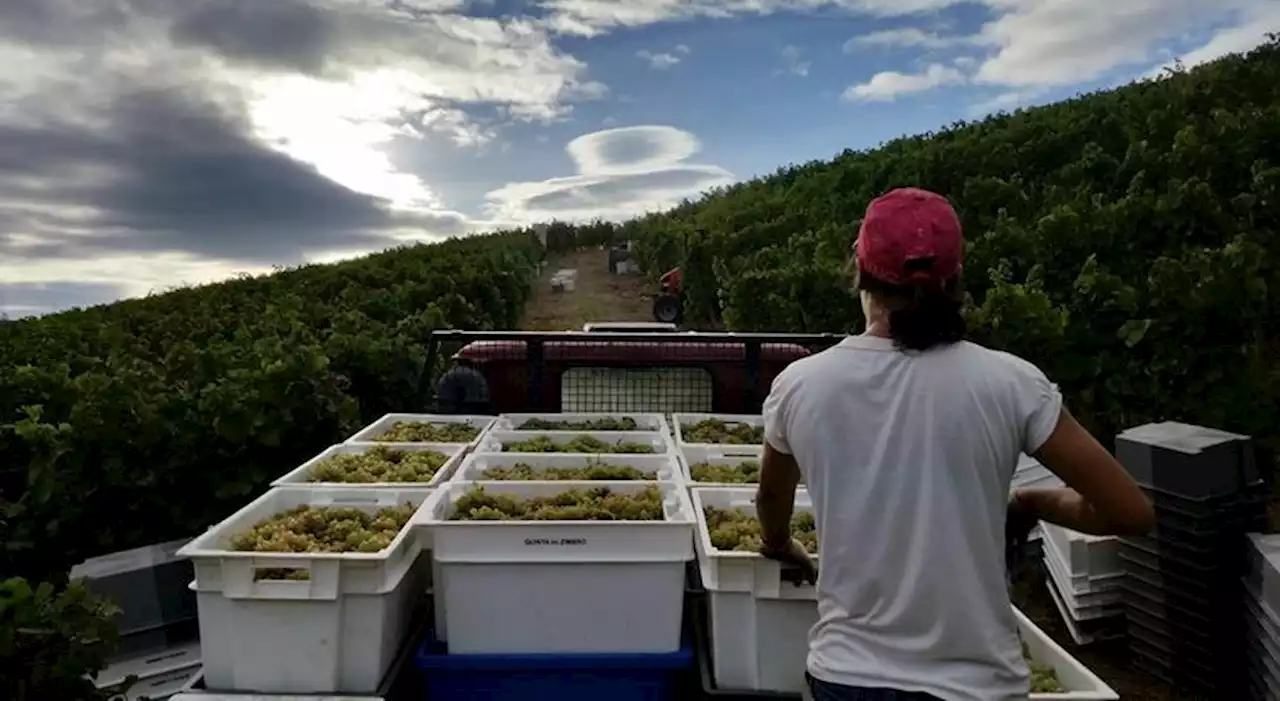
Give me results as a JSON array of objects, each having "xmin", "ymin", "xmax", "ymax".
[{"xmin": 520, "ymin": 248, "xmax": 655, "ymax": 330}]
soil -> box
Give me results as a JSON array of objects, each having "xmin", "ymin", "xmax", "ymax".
[{"xmin": 520, "ymin": 248, "xmax": 656, "ymax": 330}]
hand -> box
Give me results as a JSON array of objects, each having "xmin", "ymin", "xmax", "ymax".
[
  {"xmin": 1006, "ymin": 490, "xmax": 1040, "ymax": 581},
  {"xmin": 760, "ymin": 538, "xmax": 818, "ymax": 586}
]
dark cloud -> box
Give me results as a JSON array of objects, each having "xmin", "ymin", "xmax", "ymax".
[
  {"xmin": 0, "ymin": 0, "xmax": 132, "ymax": 47},
  {"xmin": 168, "ymin": 0, "xmax": 336, "ymax": 74},
  {"xmin": 0, "ymin": 80, "xmax": 466, "ymax": 263}
]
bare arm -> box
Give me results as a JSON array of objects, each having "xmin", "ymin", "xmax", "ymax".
[
  {"xmin": 1019, "ymin": 408, "xmax": 1156, "ymax": 536},
  {"xmin": 757, "ymin": 441, "xmax": 802, "ymax": 550}
]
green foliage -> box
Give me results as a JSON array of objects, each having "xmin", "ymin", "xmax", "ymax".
[
  {"xmin": 0, "ymin": 577, "xmax": 128, "ymax": 701},
  {"xmin": 0, "ymin": 232, "xmax": 541, "ymax": 582},
  {"xmin": 622, "ymin": 38, "xmax": 1280, "ymax": 447}
]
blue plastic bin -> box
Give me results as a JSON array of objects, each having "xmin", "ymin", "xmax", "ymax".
[{"xmin": 414, "ymin": 636, "xmax": 694, "ymax": 701}]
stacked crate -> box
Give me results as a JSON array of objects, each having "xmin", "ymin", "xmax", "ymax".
[
  {"xmin": 1040, "ymin": 523, "xmax": 1125, "ymax": 644},
  {"xmin": 1244, "ymin": 534, "xmax": 1280, "ymax": 699},
  {"xmin": 1113, "ymin": 422, "xmax": 1268, "ymax": 697},
  {"xmin": 176, "ymin": 413, "xmax": 491, "ymax": 695},
  {"xmin": 72, "ymin": 539, "xmax": 203, "ymax": 700}
]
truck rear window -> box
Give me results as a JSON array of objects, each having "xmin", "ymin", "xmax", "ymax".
[{"xmin": 560, "ymin": 366, "xmax": 713, "ymax": 414}]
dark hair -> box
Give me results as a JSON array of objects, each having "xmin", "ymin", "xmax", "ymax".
[{"xmin": 852, "ymin": 259, "xmax": 966, "ymax": 352}]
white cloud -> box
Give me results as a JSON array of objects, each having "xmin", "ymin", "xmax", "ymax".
[
  {"xmin": 538, "ymin": 0, "xmax": 966, "ymax": 37},
  {"xmin": 483, "ymin": 125, "xmax": 736, "ymax": 223},
  {"xmin": 637, "ymin": 49, "xmax": 683, "ymax": 69},
  {"xmin": 779, "ymin": 45, "xmax": 811, "ymax": 77},
  {"xmin": 1147, "ymin": 3, "xmax": 1280, "ymax": 76},
  {"xmin": 842, "ymin": 63, "xmax": 966, "ymax": 101},
  {"xmin": 967, "ymin": 86, "xmax": 1050, "ymax": 116},
  {"xmin": 0, "ymin": 253, "xmax": 272, "ymax": 307},
  {"xmin": 844, "ymin": 28, "xmax": 978, "ymax": 51},
  {"xmin": 972, "ymin": 0, "xmax": 1258, "ymax": 87}
]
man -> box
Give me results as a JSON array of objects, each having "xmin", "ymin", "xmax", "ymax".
[{"xmin": 755, "ymin": 187, "xmax": 1154, "ymax": 701}]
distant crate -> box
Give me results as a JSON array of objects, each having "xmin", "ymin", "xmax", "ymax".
[
  {"xmin": 272, "ymin": 442, "xmax": 467, "ymax": 489},
  {"xmin": 453, "ymin": 452, "xmax": 683, "ymax": 483},
  {"xmin": 478, "ymin": 430, "xmax": 673, "ymax": 455},
  {"xmin": 672, "ymin": 414, "xmax": 764, "ymax": 448},
  {"xmin": 346, "ymin": 413, "xmax": 496, "ymax": 448}
]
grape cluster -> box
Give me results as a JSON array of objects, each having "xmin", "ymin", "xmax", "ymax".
[
  {"xmin": 689, "ymin": 460, "xmax": 761, "ymax": 483},
  {"xmin": 309, "ymin": 446, "xmax": 449, "ymax": 483},
  {"xmin": 502, "ymin": 435, "xmax": 656, "ymax": 454},
  {"xmin": 703, "ymin": 507, "xmax": 817, "ymax": 553},
  {"xmin": 230, "ymin": 503, "xmax": 416, "ymax": 580},
  {"xmin": 519, "ymin": 417, "xmax": 640, "ymax": 431},
  {"xmin": 376, "ymin": 420, "xmax": 479, "ymax": 443},
  {"xmin": 1024, "ymin": 643, "xmax": 1065, "ymax": 692},
  {"xmin": 682, "ymin": 419, "xmax": 764, "ymax": 445},
  {"xmin": 450, "ymin": 485, "xmax": 665, "ymax": 521},
  {"xmin": 481, "ymin": 459, "xmax": 657, "ymax": 481}
]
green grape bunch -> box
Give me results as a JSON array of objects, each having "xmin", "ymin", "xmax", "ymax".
[
  {"xmin": 682, "ymin": 419, "xmax": 764, "ymax": 445},
  {"xmin": 230, "ymin": 502, "xmax": 417, "ymax": 579},
  {"xmin": 309, "ymin": 446, "xmax": 449, "ymax": 483},
  {"xmin": 703, "ymin": 506, "xmax": 817, "ymax": 553},
  {"xmin": 1023, "ymin": 642, "xmax": 1065, "ymax": 692},
  {"xmin": 481, "ymin": 458, "xmax": 657, "ymax": 481},
  {"xmin": 449, "ymin": 485, "xmax": 666, "ymax": 521},
  {"xmin": 502, "ymin": 434, "xmax": 656, "ymax": 454},
  {"xmin": 376, "ymin": 420, "xmax": 480, "ymax": 443},
  {"xmin": 519, "ymin": 417, "xmax": 640, "ymax": 431},
  {"xmin": 689, "ymin": 460, "xmax": 761, "ymax": 483}
]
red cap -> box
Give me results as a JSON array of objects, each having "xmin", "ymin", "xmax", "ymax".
[{"xmin": 855, "ymin": 187, "xmax": 963, "ymax": 287}]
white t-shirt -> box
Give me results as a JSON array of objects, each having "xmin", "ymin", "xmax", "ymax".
[{"xmin": 762, "ymin": 334, "xmax": 1063, "ymax": 701}]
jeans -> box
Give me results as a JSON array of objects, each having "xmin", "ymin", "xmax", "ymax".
[{"xmin": 805, "ymin": 673, "xmax": 944, "ymax": 701}]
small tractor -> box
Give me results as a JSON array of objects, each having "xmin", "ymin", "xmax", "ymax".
[{"xmin": 652, "ymin": 267, "xmax": 684, "ymax": 324}]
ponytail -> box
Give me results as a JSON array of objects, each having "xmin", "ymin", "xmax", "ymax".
[{"xmin": 855, "ymin": 268, "xmax": 966, "ymax": 352}]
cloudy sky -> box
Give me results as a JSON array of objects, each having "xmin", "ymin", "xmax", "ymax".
[{"xmin": 0, "ymin": 0, "xmax": 1275, "ymax": 317}]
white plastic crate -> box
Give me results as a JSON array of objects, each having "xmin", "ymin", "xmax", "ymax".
[
  {"xmin": 1012, "ymin": 457, "xmax": 1064, "ymax": 491},
  {"xmin": 477, "ymin": 429, "xmax": 673, "ymax": 455},
  {"xmin": 691, "ymin": 487, "xmax": 817, "ymax": 599},
  {"xmin": 680, "ymin": 445, "xmax": 766, "ymax": 486},
  {"xmin": 1018, "ymin": 607, "xmax": 1120, "ymax": 699},
  {"xmin": 691, "ymin": 487, "xmax": 816, "ymax": 693},
  {"xmin": 70, "ymin": 537, "xmax": 197, "ymax": 635},
  {"xmin": 97, "ymin": 641, "xmax": 202, "ymax": 700},
  {"xmin": 453, "ymin": 452, "xmax": 683, "ymax": 483},
  {"xmin": 1042, "ymin": 541, "xmax": 1123, "ymax": 620},
  {"xmin": 416, "ymin": 480, "xmax": 694, "ymax": 654},
  {"xmin": 1041, "ymin": 529, "xmax": 1125, "ymax": 596},
  {"xmin": 117, "ymin": 662, "xmax": 202, "ymax": 700},
  {"xmin": 494, "ymin": 412, "xmax": 671, "ymax": 434},
  {"xmin": 271, "ymin": 442, "xmax": 466, "ymax": 488},
  {"xmin": 1243, "ymin": 578, "xmax": 1280, "ymax": 696},
  {"xmin": 1044, "ymin": 578, "xmax": 1124, "ymax": 646},
  {"xmin": 1041, "ymin": 522, "xmax": 1121, "ymax": 577},
  {"xmin": 177, "ymin": 487, "xmax": 433, "ymax": 694},
  {"xmin": 690, "ymin": 488, "xmax": 1114, "ymax": 698},
  {"xmin": 345, "ymin": 413, "xmax": 496, "ymax": 447},
  {"xmin": 1247, "ymin": 533, "xmax": 1280, "ymax": 615},
  {"xmin": 673, "ymin": 413, "xmax": 764, "ymax": 448}
]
